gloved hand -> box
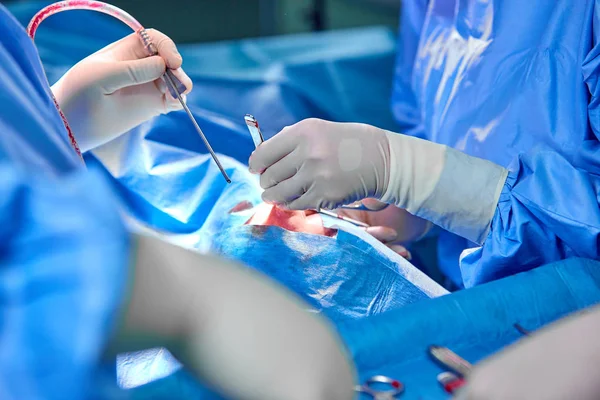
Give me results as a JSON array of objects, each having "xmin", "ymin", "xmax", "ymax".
[
  {"xmin": 249, "ymin": 118, "xmax": 508, "ymax": 245},
  {"xmin": 454, "ymin": 306, "xmax": 600, "ymax": 400},
  {"xmin": 51, "ymin": 29, "xmax": 193, "ymax": 152},
  {"xmin": 334, "ymin": 198, "xmax": 432, "ymax": 258},
  {"xmin": 249, "ymin": 119, "xmax": 391, "ymax": 211}
]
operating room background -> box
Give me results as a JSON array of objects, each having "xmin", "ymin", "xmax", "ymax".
[
  {"xmin": 2, "ymin": 0, "xmax": 444, "ymax": 286},
  {"xmin": 3, "ymin": 0, "xmax": 401, "ymax": 40}
]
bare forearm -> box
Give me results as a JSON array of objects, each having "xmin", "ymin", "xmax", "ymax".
[
  {"xmin": 106, "ymin": 233, "xmax": 196, "ymax": 356},
  {"xmin": 108, "ymin": 234, "xmax": 356, "ymax": 400},
  {"xmin": 460, "ymin": 305, "xmax": 600, "ymax": 400}
]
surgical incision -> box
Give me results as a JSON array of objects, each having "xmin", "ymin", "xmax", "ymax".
[{"xmin": 229, "ymin": 201, "xmax": 337, "ymax": 237}]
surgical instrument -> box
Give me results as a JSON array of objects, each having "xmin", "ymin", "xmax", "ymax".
[
  {"xmin": 437, "ymin": 372, "xmax": 466, "ymax": 394},
  {"xmin": 28, "ymin": 1, "xmax": 231, "ymax": 183},
  {"xmin": 318, "ymin": 208, "xmax": 370, "ymax": 228},
  {"xmin": 514, "ymin": 323, "xmax": 532, "ymax": 336},
  {"xmin": 340, "ymin": 200, "xmax": 390, "ymax": 212},
  {"xmin": 428, "ymin": 345, "xmax": 472, "ymax": 377},
  {"xmin": 354, "ymin": 375, "xmax": 405, "ymax": 399},
  {"xmin": 244, "ymin": 114, "xmax": 265, "ymax": 147}
]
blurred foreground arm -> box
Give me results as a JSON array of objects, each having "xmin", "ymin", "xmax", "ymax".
[
  {"xmin": 456, "ymin": 305, "xmax": 600, "ymax": 400},
  {"xmin": 108, "ymin": 234, "xmax": 356, "ymax": 400}
]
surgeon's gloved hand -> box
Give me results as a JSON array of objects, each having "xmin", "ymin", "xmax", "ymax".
[
  {"xmin": 249, "ymin": 119, "xmax": 391, "ymax": 211},
  {"xmin": 51, "ymin": 29, "xmax": 193, "ymax": 152},
  {"xmin": 454, "ymin": 306, "xmax": 600, "ymax": 400},
  {"xmin": 249, "ymin": 118, "xmax": 508, "ymax": 245}
]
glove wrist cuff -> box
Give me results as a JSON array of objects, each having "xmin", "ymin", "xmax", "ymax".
[
  {"xmin": 416, "ymin": 148, "xmax": 508, "ymax": 244},
  {"xmin": 379, "ymin": 132, "xmax": 508, "ymax": 245},
  {"xmin": 379, "ymin": 131, "xmax": 446, "ymax": 212}
]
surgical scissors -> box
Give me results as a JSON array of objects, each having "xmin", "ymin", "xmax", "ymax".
[{"xmin": 354, "ymin": 375, "xmax": 405, "ymax": 399}]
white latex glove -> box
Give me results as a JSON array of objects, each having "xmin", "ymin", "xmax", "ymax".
[
  {"xmin": 454, "ymin": 306, "xmax": 600, "ymax": 400},
  {"xmin": 248, "ymin": 118, "xmax": 507, "ymax": 244},
  {"xmin": 249, "ymin": 119, "xmax": 391, "ymax": 210},
  {"xmin": 109, "ymin": 234, "xmax": 356, "ymax": 400},
  {"xmin": 52, "ymin": 29, "xmax": 193, "ymax": 152}
]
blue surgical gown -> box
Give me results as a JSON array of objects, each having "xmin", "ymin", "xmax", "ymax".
[
  {"xmin": 393, "ymin": 0, "xmax": 600, "ymax": 287},
  {"xmin": 0, "ymin": 5, "xmax": 129, "ymax": 399}
]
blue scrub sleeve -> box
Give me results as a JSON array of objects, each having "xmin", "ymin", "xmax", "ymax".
[
  {"xmin": 459, "ymin": 6, "xmax": 600, "ymax": 287},
  {"xmin": 0, "ymin": 163, "xmax": 130, "ymax": 400},
  {"xmin": 461, "ymin": 150, "xmax": 600, "ymax": 287},
  {"xmin": 391, "ymin": 0, "xmax": 429, "ymax": 134}
]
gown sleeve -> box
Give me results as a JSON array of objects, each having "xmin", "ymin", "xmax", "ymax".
[
  {"xmin": 460, "ymin": 2, "xmax": 600, "ymax": 287},
  {"xmin": 0, "ymin": 163, "xmax": 131, "ymax": 400},
  {"xmin": 391, "ymin": 0, "xmax": 430, "ymax": 134},
  {"xmin": 460, "ymin": 150, "xmax": 600, "ymax": 287}
]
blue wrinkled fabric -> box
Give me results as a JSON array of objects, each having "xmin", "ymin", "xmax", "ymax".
[
  {"xmin": 211, "ymin": 226, "xmax": 442, "ymax": 320},
  {"xmin": 0, "ymin": 3, "xmax": 80, "ymax": 174},
  {"xmin": 0, "ymin": 5, "xmax": 130, "ymax": 399},
  {"xmin": 393, "ymin": 0, "xmax": 600, "ymax": 287},
  {"xmin": 0, "ymin": 164, "xmax": 130, "ymax": 400},
  {"xmin": 340, "ymin": 257, "xmax": 600, "ymax": 399}
]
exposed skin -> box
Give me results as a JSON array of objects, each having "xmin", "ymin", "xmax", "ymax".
[
  {"xmin": 245, "ymin": 202, "xmax": 337, "ymax": 236},
  {"xmin": 232, "ymin": 199, "xmax": 421, "ymax": 258}
]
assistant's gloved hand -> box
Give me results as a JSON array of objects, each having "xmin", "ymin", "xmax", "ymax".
[
  {"xmin": 52, "ymin": 29, "xmax": 193, "ymax": 152},
  {"xmin": 335, "ymin": 198, "xmax": 432, "ymax": 258},
  {"xmin": 249, "ymin": 118, "xmax": 508, "ymax": 245},
  {"xmin": 454, "ymin": 306, "xmax": 600, "ymax": 400}
]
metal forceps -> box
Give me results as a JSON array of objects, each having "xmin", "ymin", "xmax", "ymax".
[
  {"xmin": 138, "ymin": 29, "xmax": 231, "ymax": 183},
  {"xmin": 340, "ymin": 200, "xmax": 390, "ymax": 212},
  {"xmin": 355, "ymin": 375, "xmax": 405, "ymax": 399}
]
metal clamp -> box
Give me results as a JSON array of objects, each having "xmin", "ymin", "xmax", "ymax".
[{"xmin": 354, "ymin": 375, "xmax": 404, "ymax": 399}]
